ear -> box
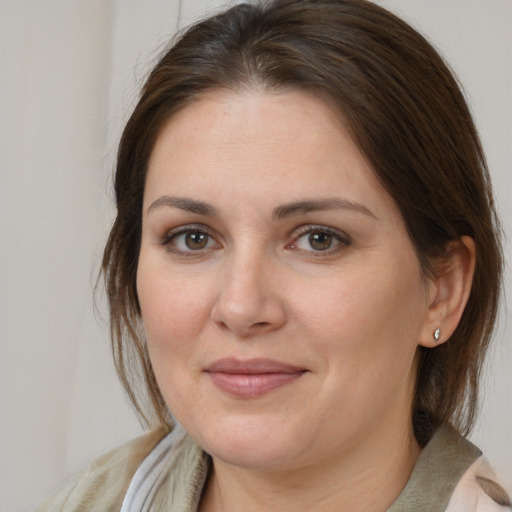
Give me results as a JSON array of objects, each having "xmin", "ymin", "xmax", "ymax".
[{"xmin": 419, "ymin": 236, "xmax": 476, "ymax": 348}]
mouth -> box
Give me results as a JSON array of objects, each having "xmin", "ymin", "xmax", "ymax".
[{"xmin": 204, "ymin": 358, "xmax": 307, "ymax": 398}]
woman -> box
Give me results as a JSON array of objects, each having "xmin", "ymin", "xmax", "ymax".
[{"xmin": 35, "ymin": 0, "xmax": 509, "ymax": 510}]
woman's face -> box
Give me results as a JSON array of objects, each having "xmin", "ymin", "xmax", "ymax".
[{"xmin": 137, "ymin": 90, "xmax": 434, "ymax": 471}]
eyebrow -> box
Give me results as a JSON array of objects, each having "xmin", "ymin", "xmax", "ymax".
[
  {"xmin": 147, "ymin": 196, "xmax": 219, "ymax": 216},
  {"xmin": 147, "ymin": 195, "xmax": 376, "ymax": 220},
  {"xmin": 272, "ymin": 198, "xmax": 377, "ymax": 220}
]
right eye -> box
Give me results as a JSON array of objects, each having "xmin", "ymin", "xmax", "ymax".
[{"xmin": 163, "ymin": 226, "xmax": 220, "ymax": 254}]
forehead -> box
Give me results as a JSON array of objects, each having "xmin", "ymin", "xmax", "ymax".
[
  {"xmin": 148, "ymin": 88, "xmax": 354, "ymax": 161},
  {"xmin": 144, "ymin": 89, "xmax": 397, "ymax": 219}
]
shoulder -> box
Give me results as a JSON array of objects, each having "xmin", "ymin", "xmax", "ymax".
[
  {"xmin": 33, "ymin": 427, "xmax": 169, "ymax": 512},
  {"xmin": 446, "ymin": 456, "xmax": 512, "ymax": 512},
  {"xmin": 388, "ymin": 426, "xmax": 511, "ymax": 512}
]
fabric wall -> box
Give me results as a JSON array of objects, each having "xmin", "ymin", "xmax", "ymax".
[{"xmin": 0, "ymin": 1, "xmax": 510, "ymax": 510}]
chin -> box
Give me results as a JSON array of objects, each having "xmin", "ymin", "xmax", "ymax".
[{"xmin": 188, "ymin": 414, "xmax": 308, "ymax": 470}]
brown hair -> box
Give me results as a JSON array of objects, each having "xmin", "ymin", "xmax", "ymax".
[{"xmin": 102, "ymin": 0, "xmax": 503, "ymax": 441}]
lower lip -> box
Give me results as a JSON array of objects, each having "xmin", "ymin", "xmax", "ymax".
[{"xmin": 206, "ymin": 371, "xmax": 304, "ymax": 398}]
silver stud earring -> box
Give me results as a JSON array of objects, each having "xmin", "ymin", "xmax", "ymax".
[{"xmin": 433, "ymin": 327, "xmax": 441, "ymax": 342}]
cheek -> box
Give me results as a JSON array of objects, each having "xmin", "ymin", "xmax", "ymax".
[
  {"xmin": 293, "ymin": 261, "xmax": 427, "ymax": 363},
  {"xmin": 136, "ymin": 260, "xmax": 214, "ymax": 357}
]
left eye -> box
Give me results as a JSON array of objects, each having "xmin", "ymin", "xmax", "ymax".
[
  {"xmin": 166, "ymin": 229, "xmax": 218, "ymax": 252},
  {"xmin": 291, "ymin": 228, "xmax": 348, "ymax": 252}
]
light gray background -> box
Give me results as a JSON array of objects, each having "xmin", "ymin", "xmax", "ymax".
[{"xmin": 0, "ymin": 1, "xmax": 510, "ymax": 510}]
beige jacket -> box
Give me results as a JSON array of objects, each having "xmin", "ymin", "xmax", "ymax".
[{"xmin": 34, "ymin": 426, "xmax": 510, "ymax": 512}]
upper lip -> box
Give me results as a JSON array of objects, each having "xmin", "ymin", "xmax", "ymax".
[{"xmin": 205, "ymin": 358, "xmax": 306, "ymax": 374}]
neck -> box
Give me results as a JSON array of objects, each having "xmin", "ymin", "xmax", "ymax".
[{"xmin": 199, "ymin": 422, "xmax": 421, "ymax": 512}]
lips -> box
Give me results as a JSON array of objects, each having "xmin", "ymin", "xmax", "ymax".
[{"xmin": 204, "ymin": 358, "xmax": 306, "ymax": 398}]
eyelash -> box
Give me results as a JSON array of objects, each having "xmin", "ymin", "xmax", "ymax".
[
  {"xmin": 287, "ymin": 225, "xmax": 352, "ymax": 256},
  {"xmin": 160, "ymin": 224, "xmax": 351, "ymax": 257},
  {"xmin": 161, "ymin": 224, "xmax": 220, "ymax": 257}
]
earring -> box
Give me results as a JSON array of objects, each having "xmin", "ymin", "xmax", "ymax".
[{"xmin": 433, "ymin": 327, "xmax": 441, "ymax": 342}]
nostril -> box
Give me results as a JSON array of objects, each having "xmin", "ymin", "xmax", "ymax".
[
  {"xmin": 253, "ymin": 322, "xmax": 270, "ymax": 328},
  {"xmin": 210, "ymin": 288, "xmax": 287, "ymax": 336}
]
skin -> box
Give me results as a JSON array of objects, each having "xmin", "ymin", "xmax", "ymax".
[{"xmin": 137, "ymin": 89, "xmax": 465, "ymax": 511}]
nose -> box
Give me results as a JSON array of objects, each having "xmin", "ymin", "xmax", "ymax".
[{"xmin": 211, "ymin": 249, "xmax": 287, "ymax": 337}]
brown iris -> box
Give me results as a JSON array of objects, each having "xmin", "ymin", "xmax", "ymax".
[
  {"xmin": 309, "ymin": 231, "xmax": 333, "ymax": 251},
  {"xmin": 185, "ymin": 231, "xmax": 209, "ymax": 250}
]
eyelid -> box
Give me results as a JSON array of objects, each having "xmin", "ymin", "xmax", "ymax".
[
  {"xmin": 287, "ymin": 224, "xmax": 352, "ymax": 255},
  {"xmin": 157, "ymin": 223, "xmax": 350, "ymax": 257},
  {"xmin": 160, "ymin": 223, "xmax": 222, "ymax": 255}
]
